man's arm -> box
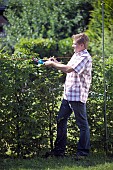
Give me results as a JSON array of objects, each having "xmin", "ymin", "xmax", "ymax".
[{"xmin": 44, "ymin": 60, "xmax": 74, "ymax": 73}]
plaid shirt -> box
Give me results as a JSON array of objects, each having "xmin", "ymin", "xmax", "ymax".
[{"xmin": 63, "ymin": 49, "xmax": 92, "ymax": 103}]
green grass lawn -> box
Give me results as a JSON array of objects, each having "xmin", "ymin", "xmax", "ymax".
[{"xmin": 1, "ymin": 153, "xmax": 113, "ymax": 170}]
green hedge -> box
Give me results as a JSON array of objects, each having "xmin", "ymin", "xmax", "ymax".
[
  {"xmin": 0, "ymin": 51, "xmax": 64, "ymax": 158},
  {"xmin": 14, "ymin": 38, "xmax": 58, "ymax": 58},
  {"xmin": 14, "ymin": 37, "xmax": 73, "ymax": 62},
  {"xmin": 1, "ymin": 37, "xmax": 113, "ymax": 157}
]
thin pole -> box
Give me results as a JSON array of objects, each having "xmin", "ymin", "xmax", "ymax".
[{"xmin": 102, "ymin": 0, "xmax": 108, "ymax": 155}]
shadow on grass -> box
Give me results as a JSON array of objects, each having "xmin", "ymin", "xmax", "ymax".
[{"xmin": 0, "ymin": 153, "xmax": 113, "ymax": 170}]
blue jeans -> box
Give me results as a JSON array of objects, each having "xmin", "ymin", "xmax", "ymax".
[{"xmin": 53, "ymin": 99, "xmax": 90, "ymax": 156}]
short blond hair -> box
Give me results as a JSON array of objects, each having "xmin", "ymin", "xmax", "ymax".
[{"xmin": 72, "ymin": 33, "xmax": 89, "ymax": 49}]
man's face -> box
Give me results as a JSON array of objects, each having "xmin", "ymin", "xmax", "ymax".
[{"xmin": 72, "ymin": 40, "xmax": 85, "ymax": 53}]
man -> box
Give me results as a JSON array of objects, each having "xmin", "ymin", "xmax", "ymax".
[{"xmin": 44, "ymin": 33, "xmax": 92, "ymax": 160}]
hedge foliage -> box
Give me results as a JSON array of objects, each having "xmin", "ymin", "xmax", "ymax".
[
  {"xmin": 0, "ymin": 51, "xmax": 63, "ymax": 158},
  {"xmin": 14, "ymin": 37, "xmax": 73, "ymax": 59},
  {"xmin": 1, "ymin": 37, "xmax": 113, "ymax": 158},
  {"xmin": 1, "ymin": 0, "xmax": 113, "ymax": 158}
]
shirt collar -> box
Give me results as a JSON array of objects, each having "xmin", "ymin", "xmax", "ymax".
[{"xmin": 75, "ymin": 49, "xmax": 87, "ymax": 56}]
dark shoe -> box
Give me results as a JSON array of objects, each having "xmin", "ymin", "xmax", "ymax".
[
  {"xmin": 43, "ymin": 151, "xmax": 54, "ymax": 158},
  {"xmin": 43, "ymin": 150, "xmax": 64, "ymax": 158},
  {"xmin": 75, "ymin": 153, "xmax": 87, "ymax": 161}
]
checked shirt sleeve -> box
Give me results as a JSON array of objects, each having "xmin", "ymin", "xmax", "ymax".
[{"xmin": 72, "ymin": 56, "xmax": 89, "ymax": 74}]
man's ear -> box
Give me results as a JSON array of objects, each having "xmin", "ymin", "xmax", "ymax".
[{"xmin": 81, "ymin": 43, "xmax": 85, "ymax": 48}]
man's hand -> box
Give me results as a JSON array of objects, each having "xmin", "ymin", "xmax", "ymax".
[
  {"xmin": 44, "ymin": 60, "xmax": 53, "ymax": 67},
  {"xmin": 44, "ymin": 57, "xmax": 59, "ymax": 67},
  {"xmin": 49, "ymin": 57, "xmax": 59, "ymax": 63}
]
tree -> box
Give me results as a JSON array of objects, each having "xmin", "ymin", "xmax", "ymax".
[
  {"xmin": 86, "ymin": 0, "xmax": 113, "ymax": 153},
  {"xmin": 3, "ymin": 0, "xmax": 93, "ymax": 47}
]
